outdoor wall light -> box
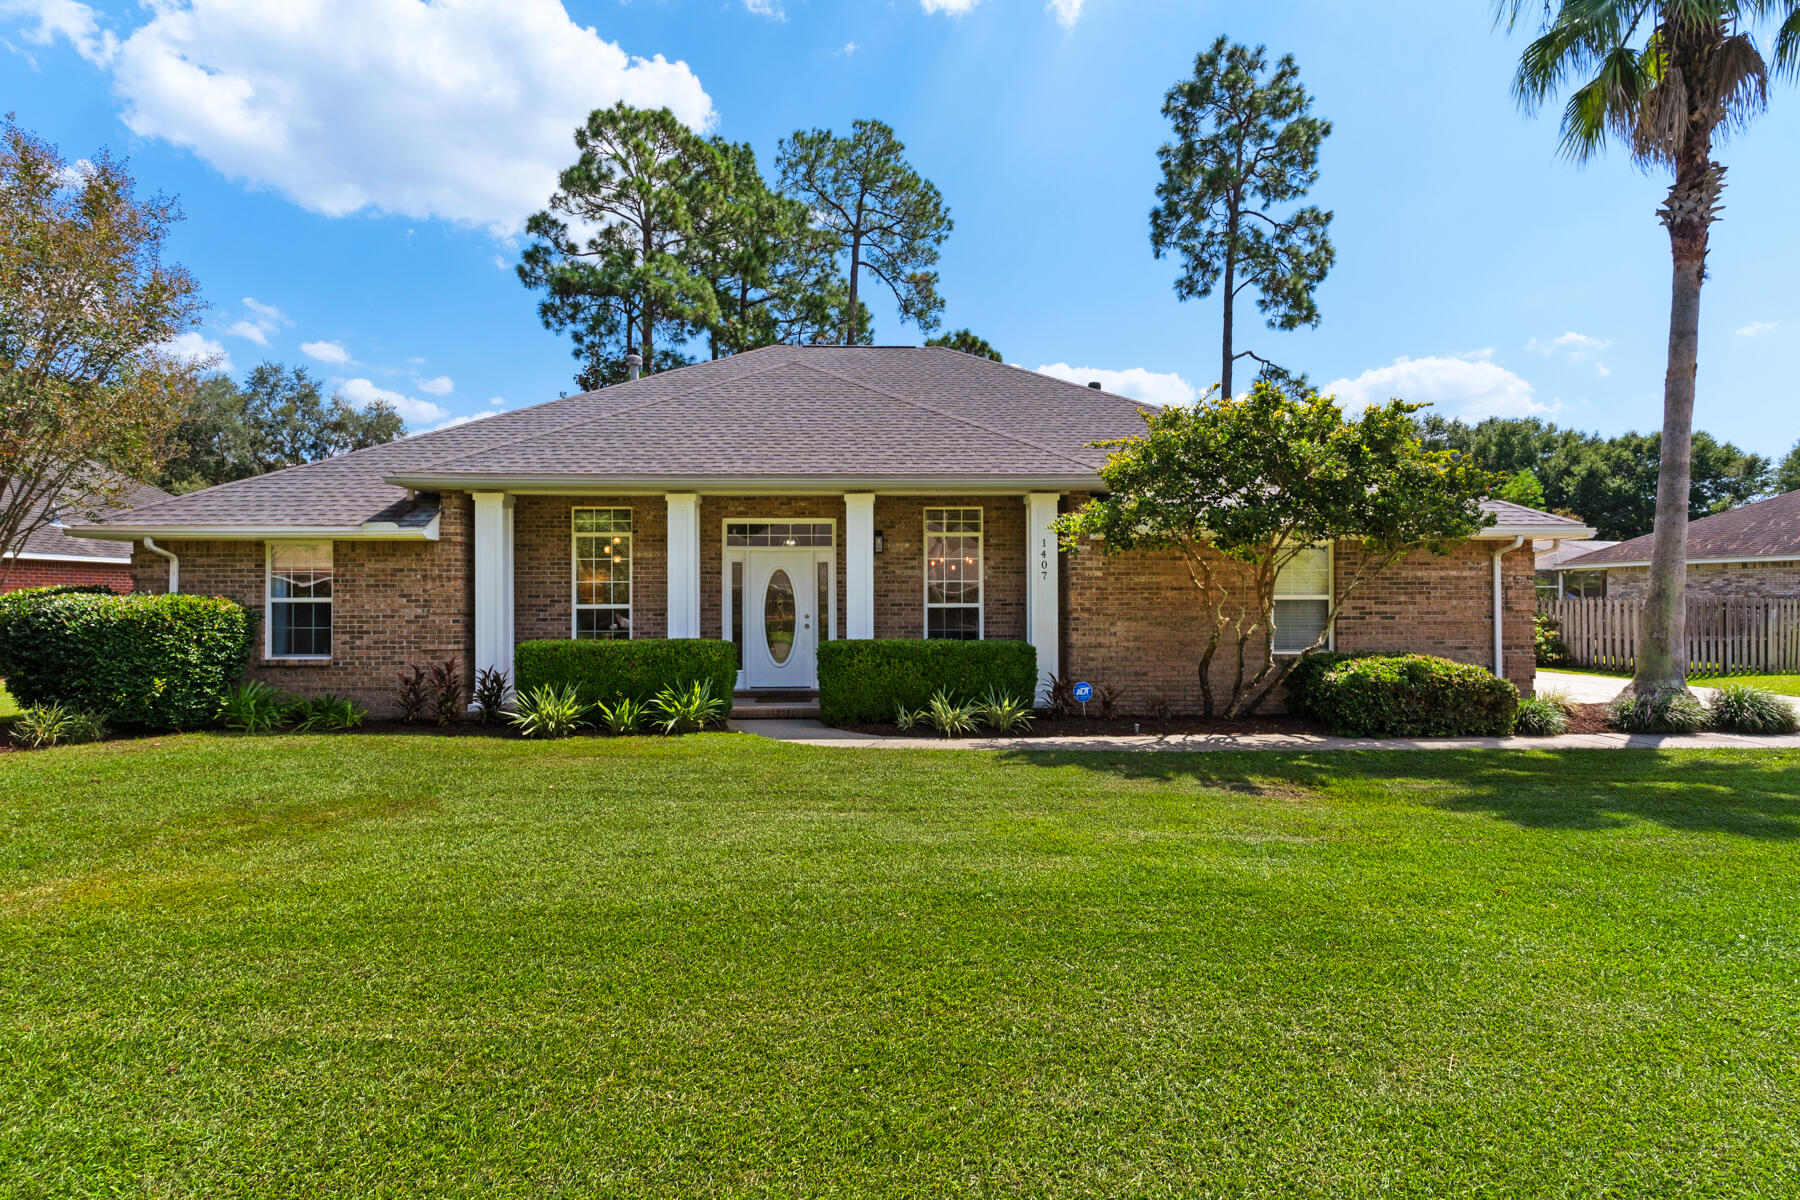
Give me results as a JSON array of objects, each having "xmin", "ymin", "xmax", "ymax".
[{"xmin": 873, "ymin": 531, "xmax": 886, "ymax": 554}]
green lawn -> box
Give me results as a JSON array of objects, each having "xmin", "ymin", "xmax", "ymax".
[
  {"xmin": 3, "ymin": 735, "xmax": 1798, "ymax": 1197},
  {"xmin": 1692, "ymin": 673, "xmax": 1800, "ymax": 696},
  {"xmin": 0, "ymin": 684, "xmax": 16, "ymax": 720}
]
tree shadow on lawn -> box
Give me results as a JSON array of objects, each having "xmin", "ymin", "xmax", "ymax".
[{"xmin": 994, "ymin": 748, "xmax": 1800, "ymax": 840}]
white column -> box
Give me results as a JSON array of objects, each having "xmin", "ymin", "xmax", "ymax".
[
  {"xmin": 1025, "ymin": 492, "xmax": 1061, "ymax": 704},
  {"xmin": 472, "ymin": 491, "xmax": 515, "ymax": 693},
  {"xmin": 665, "ymin": 493, "xmax": 701, "ymax": 639},
  {"xmin": 845, "ymin": 493, "xmax": 876, "ymax": 639}
]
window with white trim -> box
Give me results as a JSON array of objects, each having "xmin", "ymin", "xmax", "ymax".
[
  {"xmin": 1273, "ymin": 545, "xmax": 1331, "ymax": 654},
  {"xmin": 268, "ymin": 543, "xmax": 332, "ymax": 658},
  {"xmin": 573, "ymin": 508, "xmax": 632, "ymax": 639},
  {"xmin": 925, "ymin": 507, "xmax": 982, "ymax": 640}
]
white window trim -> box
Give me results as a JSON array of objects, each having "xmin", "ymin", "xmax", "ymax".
[
  {"xmin": 923, "ymin": 507, "xmax": 984, "ymax": 640},
  {"xmin": 722, "ymin": 518, "xmax": 838, "ymax": 688},
  {"xmin": 265, "ymin": 540, "xmax": 333, "ymax": 662},
  {"xmin": 571, "ymin": 507, "xmax": 634, "ymax": 640},
  {"xmin": 1272, "ymin": 542, "xmax": 1334, "ymax": 656}
]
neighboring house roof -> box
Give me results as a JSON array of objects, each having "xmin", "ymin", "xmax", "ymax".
[
  {"xmin": 1535, "ymin": 539, "xmax": 1618, "ymax": 570},
  {"xmin": 1560, "ymin": 489, "xmax": 1800, "ymax": 569},
  {"xmin": 67, "ymin": 345, "xmax": 1592, "ymax": 542},
  {"xmin": 6, "ymin": 477, "xmax": 172, "ymax": 562}
]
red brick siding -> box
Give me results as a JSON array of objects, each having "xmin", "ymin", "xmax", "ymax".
[
  {"xmin": 127, "ymin": 492, "xmax": 474, "ymax": 715},
  {"xmin": 1604, "ymin": 561, "xmax": 1800, "ymax": 601},
  {"xmin": 512, "ymin": 495, "xmax": 668, "ymax": 644},
  {"xmin": 2, "ymin": 558, "xmax": 133, "ymax": 592},
  {"xmin": 872, "ymin": 496, "xmax": 1026, "ymax": 640}
]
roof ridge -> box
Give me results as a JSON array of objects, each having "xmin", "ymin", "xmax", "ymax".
[
  {"xmin": 406, "ymin": 354, "xmax": 810, "ymax": 473},
  {"xmin": 794, "ymin": 361, "xmax": 1102, "ymax": 473}
]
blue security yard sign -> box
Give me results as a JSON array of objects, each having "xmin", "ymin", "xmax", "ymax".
[{"xmin": 1072, "ymin": 681, "xmax": 1094, "ymax": 704}]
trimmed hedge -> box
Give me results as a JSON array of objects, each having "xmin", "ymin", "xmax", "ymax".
[
  {"xmin": 514, "ymin": 639, "xmax": 736, "ymax": 708},
  {"xmin": 1310, "ymin": 653, "xmax": 1519, "ymax": 737},
  {"xmin": 0, "ymin": 592, "xmax": 254, "ymax": 730},
  {"xmin": 817, "ymin": 639, "xmax": 1038, "ymax": 726},
  {"xmin": 1280, "ymin": 650, "xmax": 1382, "ymax": 719}
]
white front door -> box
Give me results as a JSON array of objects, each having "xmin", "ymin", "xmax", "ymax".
[{"xmin": 745, "ymin": 550, "xmax": 818, "ymax": 689}]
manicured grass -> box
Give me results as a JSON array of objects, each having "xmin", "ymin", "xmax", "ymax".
[
  {"xmin": 3, "ymin": 735, "xmax": 1799, "ymax": 1196},
  {"xmin": 0, "ymin": 684, "xmax": 17, "ymax": 720},
  {"xmin": 1692, "ymin": 673, "xmax": 1800, "ymax": 696}
]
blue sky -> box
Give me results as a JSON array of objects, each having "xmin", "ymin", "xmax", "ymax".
[{"xmin": 4, "ymin": 0, "xmax": 1796, "ymax": 455}]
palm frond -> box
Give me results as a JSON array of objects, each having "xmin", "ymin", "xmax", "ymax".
[
  {"xmin": 1559, "ymin": 45, "xmax": 1654, "ymax": 159},
  {"xmin": 1777, "ymin": 5, "xmax": 1800, "ymax": 76}
]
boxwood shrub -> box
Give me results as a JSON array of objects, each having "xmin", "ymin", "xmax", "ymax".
[
  {"xmin": 1280, "ymin": 650, "xmax": 1383, "ymax": 718},
  {"xmin": 514, "ymin": 638, "xmax": 736, "ymax": 708},
  {"xmin": 0, "ymin": 591, "xmax": 254, "ymax": 730},
  {"xmin": 817, "ymin": 639, "xmax": 1038, "ymax": 726},
  {"xmin": 1310, "ymin": 653, "xmax": 1520, "ymax": 738}
]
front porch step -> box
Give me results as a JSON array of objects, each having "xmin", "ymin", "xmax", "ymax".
[{"xmin": 731, "ymin": 691, "xmax": 820, "ymax": 720}]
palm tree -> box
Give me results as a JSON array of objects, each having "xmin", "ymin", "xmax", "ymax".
[{"xmin": 1497, "ymin": 1, "xmax": 1798, "ymax": 705}]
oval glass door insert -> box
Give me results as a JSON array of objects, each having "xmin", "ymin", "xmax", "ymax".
[{"xmin": 764, "ymin": 569, "xmax": 796, "ymax": 665}]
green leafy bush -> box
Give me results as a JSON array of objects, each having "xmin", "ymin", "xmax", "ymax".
[
  {"xmin": 220, "ymin": 681, "xmax": 288, "ymax": 733},
  {"xmin": 11, "ymin": 701, "xmax": 107, "ymax": 748},
  {"xmin": 1280, "ymin": 650, "xmax": 1381, "ymax": 718},
  {"xmin": 1311, "ymin": 654, "xmax": 1520, "ymax": 737},
  {"xmin": 817, "ymin": 640, "xmax": 1037, "ymax": 726},
  {"xmin": 1707, "ymin": 683, "xmax": 1799, "ymax": 735},
  {"xmin": 508, "ymin": 684, "xmax": 590, "ymax": 739},
  {"xmin": 515, "ymin": 639, "xmax": 736, "ymax": 710},
  {"xmin": 650, "ymin": 681, "xmax": 727, "ymax": 734},
  {"xmin": 0, "ymin": 592, "xmax": 253, "ymax": 730},
  {"xmin": 472, "ymin": 667, "xmax": 509, "ymax": 725},
  {"xmin": 1533, "ymin": 612, "xmax": 1569, "ymax": 667},
  {"xmin": 1609, "ymin": 692, "xmax": 1712, "ymax": 734}
]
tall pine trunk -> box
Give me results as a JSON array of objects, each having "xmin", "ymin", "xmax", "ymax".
[{"xmin": 1219, "ymin": 207, "xmax": 1239, "ymax": 398}]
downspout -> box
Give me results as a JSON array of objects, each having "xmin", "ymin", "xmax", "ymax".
[
  {"xmin": 1493, "ymin": 536, "xmax": 1524, "ymax": 677},
  {"xmin": 143, "ymin": 537, "xmax": 179, "ymax": 593}
]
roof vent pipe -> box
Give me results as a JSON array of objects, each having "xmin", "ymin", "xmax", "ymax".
[
  {"xmin": 1087, "ymin": 381, "xmax": 1101, "ymax": 390},
  {"xmin": 625, "ymin": 349, "xmax": 643, "ymax": 381}
]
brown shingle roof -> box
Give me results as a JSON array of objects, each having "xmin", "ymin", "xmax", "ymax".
[
  {"xmin": 1561, "ymin": 489, "xmax": 1800, "ymax": 568},
  {"xmin": 9, "ymin": 478, "xmax": 171, "ymax": 561}
]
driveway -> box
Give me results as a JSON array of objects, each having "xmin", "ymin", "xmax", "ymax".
[{"xmin": 1536, "ymin": 670, "xmax": 1719, "ymax": 704}]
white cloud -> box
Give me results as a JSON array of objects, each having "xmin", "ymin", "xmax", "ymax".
[
  {"xmin": 416, "ymin": 375, "xmax": 454, "ymax": 395},
  {"xmin": 1738, "ymin": 321, "xmax": 1777, "ymax": 337},
  {"xmin": 1046, "ymin": 0, "xmax": 1085, "ymax": 25},
  {"xmin": 222, "ymin": 296, "xmax": 289, "ymax": 345},
  {"xmin": 336, "ymin": 377, "xmax": 448, "ymax": 426},
  {"xmin": 1325, "ymin": 353, "xmax": 1556, "ymax": 420},
  {"xmin": 157, "ymin": 330, "xmax": 231, "ymax": 371},
  {"xmin": 1035, "ymin": 362, "xmax": 1197, "ymax": 408},
  {"xmin": 921, "ymin": 0, "xmax": 982, "ymax": 13},
  {"xmin": 431, "ymin": 411, "xmax": 502, "ymax": 431},
  {"xmin": 486, "ymin": 396, "xmax": 505, "ymax": 407},
  {"xmin": 300, "ymin": 339, "xmax": 352, "ymax": 365},
  {"xmin": 1529, "ymin": 331, "xmax": 1611, "ymax": 354},
  {"xmin": 9, "ymin": 0, "xmax": 715, "ymax": 237},
  {"xmin": 840, "ymin": 41, "xmax": 859, "ymax": 55},
  {"xmin": 742, "ymin": 0, "xmax": 784, "ymax": 17}
]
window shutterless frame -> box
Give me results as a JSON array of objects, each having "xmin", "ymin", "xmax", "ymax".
[
  {"xmin": 265, "ymin": 541, "xmax": 333, "ymax": 661},
  {"xmin": 571, "ymin": 507, "xmax": 633, "ymax": 640},
  {"xmin": 1272, "ymin": 542, "xmax": 1334, "ymax": 655},
  {"xmin": 923, "ymin": 507, "xmax": 983, "ymax": 640}
]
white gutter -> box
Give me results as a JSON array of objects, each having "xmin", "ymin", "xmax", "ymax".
[
  {"xmin": 380, "ymin": 472, "xmax": 1103, "ymax": 496},
  {"xmin": 2, "ymin": 550, "xmax": 132, "ymax": 564},
  {"xmin": 1493, "ymin": 536, "xmax": 1524, "ymax": 676},
  {"xmin": 143, "ymin": 537, "xmax": 179, "ymax": 592},
  {"xmin": 64, "ymin": 513, "xmax": 441, "ymax": 543}
]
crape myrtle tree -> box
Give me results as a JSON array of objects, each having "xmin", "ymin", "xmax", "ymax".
[
  {"xmin": 1151, "ymin": 38, "xmax": 1335, "ymax": 399},
  {"xmin": 1497, "ymin": 0, "xmax": 1799, "ymax": 704},
  {"xmin": 777, "ymin": 119, "xmax": 953, "ymax": 345},
  {"xmin": 0, "ymin": 118, "xmax": 202, "ymax": 586},
  {"xmin": 1055, "ymin": 383, "xmax": 1495, "ymax": 720},
  {"xmin": 520, "ymin": 104, "xmax": 720, "ymax": 389}
]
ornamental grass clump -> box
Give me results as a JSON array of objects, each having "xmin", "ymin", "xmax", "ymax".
[
  {"xmin": 287, "ymin": 695, "xmax": 368, "ymax": 733},
  {"xmin": 1609, "ymin": 692, "xmax": 1711, "ymax": 735},
  {"xmin": 923, "ymin": 689, "xmax": 980, "ymax": 738},
  {"xmin": 508, "ymin": 684, "xmax": 589, "ymax": 739},
  {"xmin": 1707, "ymin": 683, "xmax": 1799, "ymax": 735},
  {"xmin": 649, "ymin": 681, "xmax": 726, "ymax": 735},
  {"xmin": 595, "ymin": 696, "xmax": 648, "ymax": 735},
  {"xmin": 11, "ymin": 701, "xmax": 107, "ymax": 749},
  {"xmin": 974, "ymin": 687, "xmax": 1035, "ymax": 733},
  {"xmin": 1513, "ymin": 696, "xmax": 1571, "ymax": 737},
  {"xmin": 219, "ymin": 681, "xmax": 288, "ymax": 734}
]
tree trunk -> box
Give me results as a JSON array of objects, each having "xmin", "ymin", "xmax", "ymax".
[
  {"xmin": 1630, "ymin": 154, "xmax": 1720, "ymax": 703},
  {"xmin": 1220, "ymin": 217, "xmax": 1237, "ymax": 399},
  {"xmin": 846, "ymin": 229, "xmax": 862, "ymax": 345}
]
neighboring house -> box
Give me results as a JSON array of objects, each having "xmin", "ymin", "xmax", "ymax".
[
  {"xmin": 1535, "ymin": 538, "xmax": 1620, "ymax": 598},
  {"xmin": 2, "ymin": 478, "xmax": 172, "ymax": 593},
  {"xmin": 69, "ymin": 346, "xmax": 1587, "ymax": 713},
  {"xmin": 1555, "ymin": 488, "xmax": 1800, "ymax": 601}
]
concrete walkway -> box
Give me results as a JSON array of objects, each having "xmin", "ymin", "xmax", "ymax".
[
  {"xmin": 739, "ymin": 718, "xmax": 1800, "ymax": 753},
  {"xmin": 1534, "ymin": 669, "xmax": 1722, "ymax": 703}
]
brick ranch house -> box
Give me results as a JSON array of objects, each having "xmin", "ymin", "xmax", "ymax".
[
  {"xmin": 3, "ymin": 478, "xmax": 171, "ymax": 594},
  {"xmin": 1550, "ymin": 487, "xmax": 1800, "ymax": 601},
  {"xmin": 69, "ymin": 346, "xmax": 1589, "ymax": 715}
]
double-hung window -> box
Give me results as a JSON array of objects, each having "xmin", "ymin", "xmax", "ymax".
[
  {"xmin": 1272, "ymin": 544, "xmax": 1332, "ymax": 654},
  {"xmin": 925, "ymin": 507, "xmax": 982, "ymax": 640},
  {"xmin": 268, "ymin": 543, "xmax": 333, "ymax": 659},
  {"xmin": 574, "ymin": 508, "xmax": 633, "ymax": 639}
]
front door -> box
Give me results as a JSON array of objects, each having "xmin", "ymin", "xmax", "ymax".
[{"xmin": 745, "ymin": 550, "xmax": 818, "ymax": 689}]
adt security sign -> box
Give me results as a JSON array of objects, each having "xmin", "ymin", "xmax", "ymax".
[{"xmin": 1072, "ymin": 681, "xmax": 1094, "ymax": 704}]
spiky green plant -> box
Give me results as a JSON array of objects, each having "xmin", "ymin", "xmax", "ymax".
[
  {"xmin": 508, "ymin": 684, "xmax": 590, "ymax": 740},
  {"xmin": 218, "ymin": 681, "xmax": 288, "ymax": 733},
  {"xmin": 595, "ymin": 695, "xmax": 648, "ymax": 735},
  {"xmin": 1708, "ymin": 682, "xmax": 1800, "ymax": 734},
  {"xmin": 650, "ymin": 681, "xmax": 727, "ymax": 735},
  {"xmin": 923, "ymin": 689, "xmax": 980, "ymax": 738},
  {"xmin": 974, "ymin": 687, "xmax": 1035, "ymax": 734}
]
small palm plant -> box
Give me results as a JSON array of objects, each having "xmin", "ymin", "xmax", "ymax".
[
  {"xmin": 219, "ymin": 681, "xmax": 288, "ymax": 733},
  {"xmin": 508, "ymin": 684, "xmax": 590, "ymax": 739},
  {"xmin": 974, "ymin": 687, "xmax": 1035, "ymax": 734},
  {"xmin": 595, "ymin": 695, "xmax": 648, "ymax": 735},
  {"xmin": 650, "ymin": 681, "xmax": 727, "ymax": 735},
  {"xmin": 923, "ymin": 689, "xmax": 980, "ymax": 738}
]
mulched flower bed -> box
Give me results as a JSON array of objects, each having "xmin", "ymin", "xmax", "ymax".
[
  {"xmin": 848, "ymin": 712, "xmax": 1330, "ymax": 739},
  {"xmin": 1561, "ymin": 703, "xmax": 1618, "ymax": 735}
]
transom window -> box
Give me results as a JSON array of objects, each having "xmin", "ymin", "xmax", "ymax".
[
  {"xmin": 1273, "ymin": 545, "xmax": 1331, "ymax": 654},
  {"xmin": 726, "ymin": 522, "xmax": 834, "ymax": 547},
  {"xmin": 268, "ymin": 542, "xmax": 332, "ymax": 659},
  {"xmin": 574, "ymin": 508, "xmax": 632, "ymax": 639},
  {"xmin": 925, "ymin": 507, "xmax": 982, "ymax": 640}
]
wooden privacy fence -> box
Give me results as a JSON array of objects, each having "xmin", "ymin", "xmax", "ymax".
[{"xmin": 1539, "ymin": 596, "xmax": 1800, "ymax": 675}]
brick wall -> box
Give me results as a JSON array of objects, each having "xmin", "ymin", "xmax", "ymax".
[
  {"xmin": 1604, "ymin": 561, "xmax": 1800, "ymax": 601},
  {"xmin": 128, "ymin": 492, "xmax": 474, "ymax": 715},
  {"xmin": 1063, "ymin": 527, "xmax": 1536, "ymax": 716},
  {"xmin": 513, "ymin": 495, "xmax": 668, "ymax": 644},
  {"xmin": 2, "ymin": 558, "xmax": 133, "ymax": 592},
  {"xmin": 872, "ymin": 495, "xmax": 1026, "ymax": 640}
]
